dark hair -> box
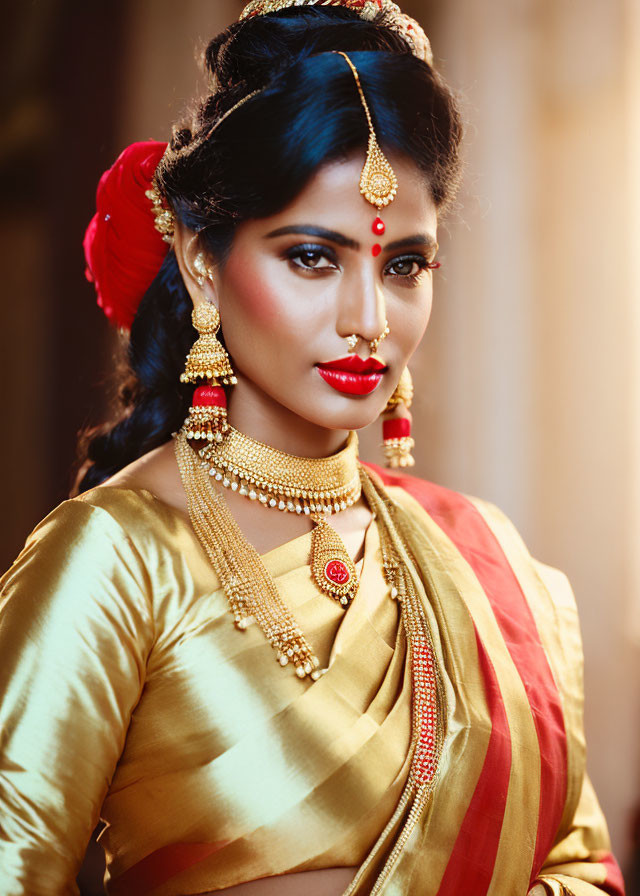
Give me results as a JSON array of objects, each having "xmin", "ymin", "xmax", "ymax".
[{"xmin": 76, "ymin": 6, "xmax": 463, "ymax": 493}]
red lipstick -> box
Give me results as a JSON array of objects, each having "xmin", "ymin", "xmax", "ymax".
[{"xmin": 316, "ymin": 355, "xmax": 387, "ymax": 395}]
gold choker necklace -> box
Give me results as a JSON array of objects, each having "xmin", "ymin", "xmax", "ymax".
[{"xmin": 198, "ymin": 426, "xmax": 361, "ymax": 516}]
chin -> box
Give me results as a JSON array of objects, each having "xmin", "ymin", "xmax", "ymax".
[{"xmin": 294, "ymin": 395, "xmax": 388, "ymax": 433}]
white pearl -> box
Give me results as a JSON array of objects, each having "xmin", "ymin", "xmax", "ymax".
[
  {"xmin": 295, "ymin": 505, "xmax": 302, "ymax": 514},
  {"xmin": 295, "ymin": 666, "xmax": 306, "ymax": 679},
  {"xmin": 249, "ymin": 490, "xmax": 258, "ymax": 501},
  {"xmin": 279, "ymin": 655, "xmax": 289, "ymax": 666},
  {"xmin": 223, "ymin": 478, "xmax": 231, "ymax": 488},
  {"xmin": 259, "ymin": 494, "xmax": 268, "ymax": 504},
  {"xmin": 287, "ymin": 502, "xmax": 295, "ymax": 512},
  {"xmin": 239, "ymin": 486, "xmax": 248, "ymax": 496},
  {"xmin": 215, "ymin": 472, "xmax": 223, "ymax": 481},
  {"xmin": 303, "ymin": 506, "xmax": 311, "ymax": 515},
  {"xmin": 231, "ymin": 481, "xmax": 239, "ymax": 491},
  {"xmin": 278, "ymin": 501, "xmax": 286, "ymax": 511},
  {"xmin": 269, "ymin": 498, "xmax": 277, "ymax": 508},
  {"xmin": 391, "ymin": 586, "xmax": 399, "ymax": 598}
]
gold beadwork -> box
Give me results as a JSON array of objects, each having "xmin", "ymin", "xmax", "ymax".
[
  {"xmin": 239, "ymin": 1, "xmax": 434, "ymax": 67},
  {"xmin": 382, "ymin": 435, "xmax": 416, "ymax": 468},
  {"xmin": 180, "ymin": 302, "xmax": 237, "ymax": 386},
  {"xmin": 385, "ymin": 366, "xmax": 413, "ymax": 411},
  {"xmin": 346, "ymin": 334, "xmax": 359, "ymax": 352},
  {"xmin": 369, "ymin": 321, "xmax": 390, "ymax": 354},
  {"xmin": 145, "ymin": 184, "xmax": 175, "ymax": 243},
  {"xmin": 336, "ymin": 51, "xmax": 399, "ymax": 211},
  {"xmin": 199, "ymin": 427, "xmax": 361, "ymax": 516},
  {"xmin": 175, "ymin": 431, "xmax": 323, "ymax": 679},
  {"xmin": 310, "ymin": 514, "xmax": 358, "ymax": 607}
]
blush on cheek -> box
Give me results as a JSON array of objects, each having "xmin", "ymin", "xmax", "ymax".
[{"xmin": 222, "ymin": 254, "xmax": 283, "ymax": 329}]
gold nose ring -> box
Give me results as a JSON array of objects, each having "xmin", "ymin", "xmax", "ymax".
[
  {"xmin": 369, "ymin": 321, "xmax": 390, "ymax": 354},
  {"xmin": 346, "ymin": 334, "xmax": 359, "ymax": 352}
]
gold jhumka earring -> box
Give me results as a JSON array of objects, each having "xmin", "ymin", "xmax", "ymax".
[{"xmin": 180, "ymin": 281, "xmax": 237, "ymax": 442}]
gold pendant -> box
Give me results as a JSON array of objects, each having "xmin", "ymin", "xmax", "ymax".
[{"xmin": 310, "ymin": 515, "xmax": 358, "ymax": 608}]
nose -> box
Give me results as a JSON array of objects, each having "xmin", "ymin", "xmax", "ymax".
[{"xmin": 336, "ymin": 262, "xmax": 387, "ymax": 354}]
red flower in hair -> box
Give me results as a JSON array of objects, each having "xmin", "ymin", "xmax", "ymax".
[{"xmin": 83, "ymin": 140, "xmax": 169, "ymax": 330}]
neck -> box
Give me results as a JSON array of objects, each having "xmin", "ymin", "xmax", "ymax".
[{"xmin": 227, "ymin": 377, "xmax": 352, "ymax": 459}]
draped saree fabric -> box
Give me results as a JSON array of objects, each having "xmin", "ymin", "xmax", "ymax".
[{"xmin": 0, "ymin": 469, "xmax": 625, "ymax": 895}]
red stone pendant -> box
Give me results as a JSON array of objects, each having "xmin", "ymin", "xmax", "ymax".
[
  {"xmin": 324, "ymin": 559, "xmax": 351, "ymax": 587},
  {"xmin": 372, "ymin": 216, "xmax": 386, "ymax": 236},
  {"xmin": 310, "ymin": 517, "xmax": 358, "ymax": 608}
]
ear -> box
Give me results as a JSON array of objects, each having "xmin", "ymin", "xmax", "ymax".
[{"xmin": 172, "ymin": 221, "xmax": 218, "ymax": 310}]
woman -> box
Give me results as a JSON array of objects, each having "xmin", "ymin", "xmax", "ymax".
[{"xmin": 0, "ymin": 2, "xmax": 625, "ymax": 895}]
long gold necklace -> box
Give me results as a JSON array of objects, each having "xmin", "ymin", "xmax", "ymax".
[{"xmin": 198, "ymin": 425, "xmax": 361, "ymax": 607}]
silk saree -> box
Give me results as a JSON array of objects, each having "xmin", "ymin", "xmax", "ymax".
[{"xmin": 0, "ymin": 466, "xmax": 625, "ymax": 895}]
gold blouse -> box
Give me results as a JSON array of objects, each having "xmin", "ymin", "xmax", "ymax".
[
  {"xmin": 0, "ymin": 486, "xmax": 410, "ymax": 894},
  {"xmin": 0, "ymin": 476, "xmax": 623, "ymax": 895}
]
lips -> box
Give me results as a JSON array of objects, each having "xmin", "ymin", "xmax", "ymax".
[
  {"xmin": 319, "ymin": 355, "xmax": 386, "ymax": 374},
  {"xmin": 316, "ymin": 355, "xmax": 387, "ymax": 396}
]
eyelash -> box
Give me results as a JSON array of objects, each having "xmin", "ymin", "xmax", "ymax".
[{"xmin": 284, "ymin": 244, "xmax": 439, "ymax": 282}]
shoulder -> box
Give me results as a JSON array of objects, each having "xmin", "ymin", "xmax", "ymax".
[{"xmin": 364, "ymin": 461, "xmax": 579, "ymax": 622}]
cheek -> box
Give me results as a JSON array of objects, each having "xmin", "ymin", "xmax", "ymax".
[
  {"xmin": 221, "ymin": 254, "xmax": 283, "ymax": 331},
  {"xmin": 392, "ymin": 289, "xmax": 433, "ymax": 357}
]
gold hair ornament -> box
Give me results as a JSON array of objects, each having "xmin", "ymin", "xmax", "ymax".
[{"xmin": 239, "ymin": 0, "xmax": 433, "ymax": 66}]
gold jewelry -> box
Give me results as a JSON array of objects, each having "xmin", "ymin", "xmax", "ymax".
[
  {"xmin": 176, "ymin": 431, "xmax": 323, "ymax": 679},
  {"xmin": 199, "ymin": 426, "xmax": 361, "ymax": 606},
  {"xmin": 310, "ymin": 514, "xmax": 358, "ymax": 607},
  {"xmin": 199, "ymin": 426, "xmax": 361, "ymax": 516},
  {"xmin": 382, "ymin": 367, "xmax": 415, "ymax": 468},
  {"xmin": 346, "ymin": 334, "xmax": 359, "ymax": 352},
  {"xmin": 181, "ymin": 302, "xmax": 236, "ymax": 386},
  {"xmin": 385, "ymin": 365, "xmax": 413, "ymax": 411},
  {"xmin": 180, "ymin": 302, "xmax": 237, "ymax": 441},
  {"xmin": 369, "ymin": 321, "xmax": 390, "ymax": 354},
  {"xmin": 193, "ymin": 251, "xmax": 213, "ymax": 286},
  {"xmin": 239, "ymin": 1, "xmax": 434, "ymax": 67},
  {"xmin": 336, "ymin": 51, "xmax": 398, "ymax": 212}
]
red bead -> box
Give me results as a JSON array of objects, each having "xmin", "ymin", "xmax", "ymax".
[
  {"xmin": 383, "ymin": 418, "xmax": 411, "ymax": 440},
  {"xmin": 324, "ymin": 559, "xmax": 351, "ymax": 586},
  {"xmin": 372, "ymin": 244, "xmax": 382, "ymax": 257},
  {"xmin": 372, "ymin": 216, "xmax": 385, "ymax": 236},
  {"xmin": 193, "ymin": 385, "xmax": 226, "ymax": 408}
]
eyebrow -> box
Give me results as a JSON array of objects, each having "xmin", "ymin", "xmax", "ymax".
[{"xmin": 265, "ymin": 225, "xmax": 438, "ymax": 254}]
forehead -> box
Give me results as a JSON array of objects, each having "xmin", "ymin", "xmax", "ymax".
[{"xmin": 246, "ymin": 151, "xmax": 438, "ymax": 237}]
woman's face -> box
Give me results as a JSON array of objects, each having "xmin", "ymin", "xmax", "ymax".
[{"xmin": 211, "ymin": 151, "xmax": 439, "ymax": 434}]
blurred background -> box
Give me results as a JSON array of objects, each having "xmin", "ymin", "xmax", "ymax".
[{"xmin": 1, "ymin": 0, "xmax": 638, "ymax": 891}]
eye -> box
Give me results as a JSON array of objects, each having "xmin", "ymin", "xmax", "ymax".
[
  {"xmin": 285, "ymin": 243, "xmax": 338, "ymax": 272},
  {"xmin": 385, "ymin": 254, "xmax": 433, "ymax": 280}
]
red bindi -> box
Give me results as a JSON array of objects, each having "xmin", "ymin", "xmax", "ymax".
[{"xmin": 372, "ymin": 244, "xmax": 382, "ymax": 257}]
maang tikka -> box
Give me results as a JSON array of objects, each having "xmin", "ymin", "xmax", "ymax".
[{"xmin": 181, "ymin": 254, "xmax": 237, "ymax": 441}]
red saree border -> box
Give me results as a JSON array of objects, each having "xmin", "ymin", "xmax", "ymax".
[
  {"xmin": 436, "ymin": 628, "xmax": 512, "ymax": 894},
  {"xmin": 367, "ymin": 464, "xmax": 569, "ymax": 884}
]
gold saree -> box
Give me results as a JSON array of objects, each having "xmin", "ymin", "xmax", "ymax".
[{"xmin": 0, "ymin": 471, "xmax": 625, "ymax": 895}]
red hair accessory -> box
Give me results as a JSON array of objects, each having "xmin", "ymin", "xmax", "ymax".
[{"xmin": 83, "ymin": 140, "xmax": 169, "ymax": 330}]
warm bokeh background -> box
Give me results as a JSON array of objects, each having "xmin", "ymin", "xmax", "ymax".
[{"xmin": 1, "ymin": 0, "xmax": 638, "ymax": 891}]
